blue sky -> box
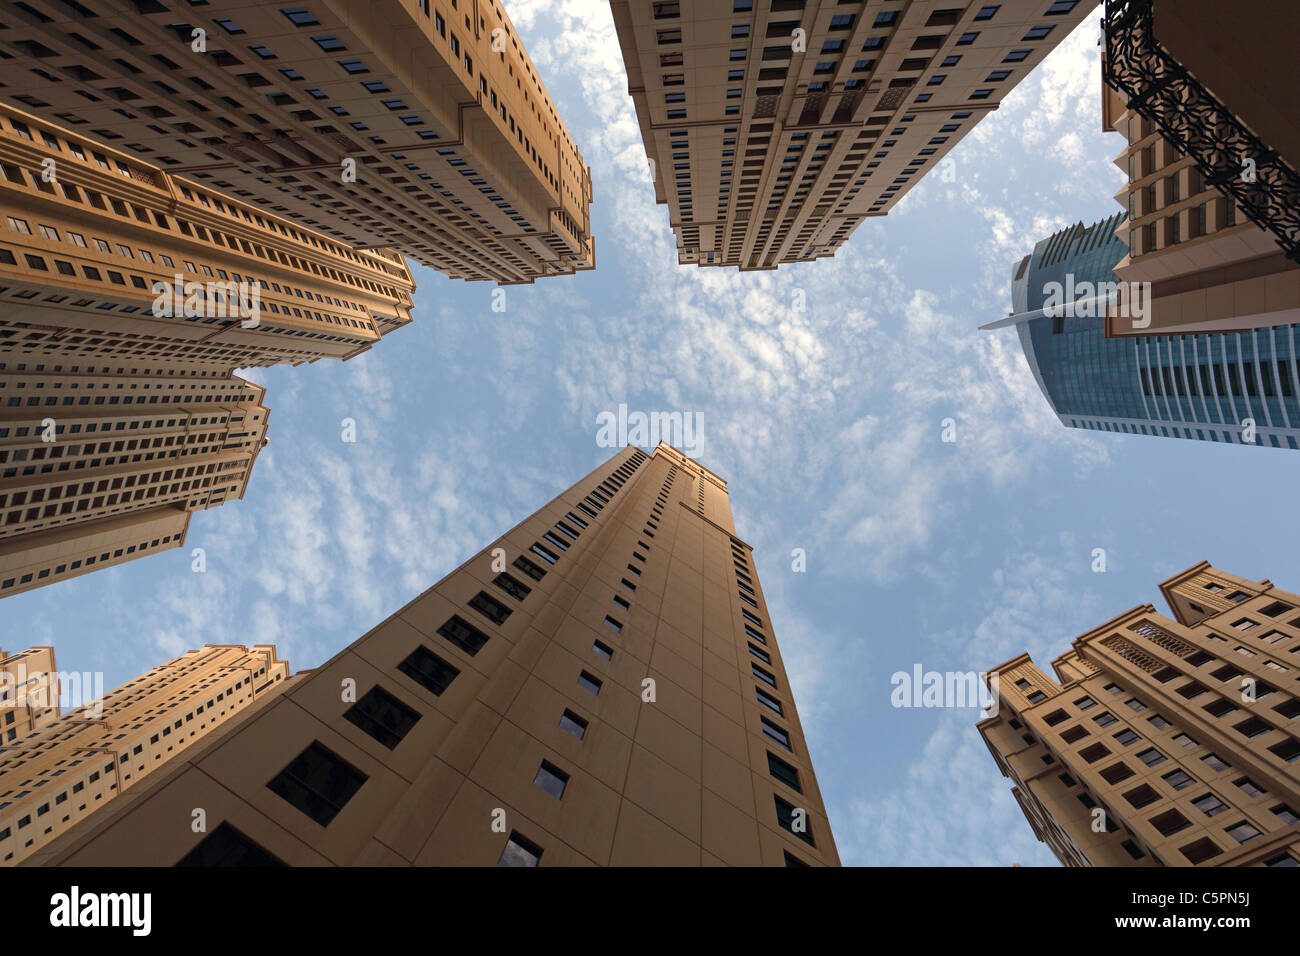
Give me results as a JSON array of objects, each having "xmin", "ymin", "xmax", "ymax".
[{"xmin": 4, "ymin": 4, "xmax": 1297, "ymax": 866}]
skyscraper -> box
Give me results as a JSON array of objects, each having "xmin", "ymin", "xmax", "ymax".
[
  {"xmin": 23, "ymin": 443, "xmax": 838, "ymax": 867},
  {"xmin": 0, "ymin": 103, "xmax": 416, "ymax": 369},
  {"xmin": 0, "ymin": 1, "xmax": 594, "ymax": 284},
  {"xmin": 0, "ymin": 101, "xmax": 418, "ymax": 596},
  {"xmin": 1100, "ymin": 0, "xmax": 1300, "ymax": 337},
  {"xmin": 609, "ymin": 0, "xmax": 1092, "ymax": 270},
  {"xmin": 983, "ymin": 214, "xmax": 1300, "ymax": 451},
  {"xmin": 0, "ymin": 365, "xmax": 270, "ymax": 597},
  {"xmin": 1, "ymin": 644, "xmax": 291, "ymax": 866},
  {"xmin": 979, "ymin": 562, "xmax": 1300, "ymax": 867}
]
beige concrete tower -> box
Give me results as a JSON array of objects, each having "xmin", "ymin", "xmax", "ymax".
[
  {"xmin": 980, "ymin": 562, "xmax": 1300, "ymax": 867},
  {"xmin": 0, "ymin": 365, "xmax": 269, "ymax": 598},
  {"xmin": 0, "ymin": 644, "xmax": 290, "ymax": 866},
  {"xmin": 0, "ymin": 647, "xmax": 59, "ymax": 745},
  {"xmin": 610, "ymin": 0, "xmax": 1092, "ymax": 270},
  {"xmin": 0, "ymin": 103, "xmax": 415, "ymax": 369},
  {"xmin": 0, "ymin": 1, "xmax": 594, "ymax": 285},
  {"xmin": 24, "ymin": 443, "xmax": 838, "ymax": 866},
  {"xmin": 1100, "ymin": 0, "xmax": 1300, "ymax": 337}
]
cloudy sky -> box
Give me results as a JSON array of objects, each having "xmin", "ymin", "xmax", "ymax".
[{"xmin": 5, "ymin": 3, "xmax": 1297, "ymax": 866}]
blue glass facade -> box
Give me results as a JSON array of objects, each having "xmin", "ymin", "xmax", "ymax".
[{"xmin": 1004, "ymin": 215, "xmax": 1300, "ymax": 451}]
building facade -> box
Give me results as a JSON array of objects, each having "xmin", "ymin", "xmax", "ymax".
[
  {"xmin": 980, "ymin": 562, "xmax": 1300, "ymax": 867},
  {"xmin": 0, "ymin": 0, "xmax": 594, "ymax": 285},
  {"xmin": 24, "ymin": 443, "xmax": 838, "ymax": 866},
  {"xmin": 0, "ymin": 103, "xmax": 415, "ymax": 369},
  {"xmin": 0, "ymin": 99, "xmax": 420, "ymax": 597},
  {"xmin": 0, "ymin": 364, "xmax": 270, "ymax": 598},
  {"xmin": 0, "ymin": 647, "xmax": 59, "ymax": 745},
  {"xmin": 986, "ymin": 214, "xmax": 1300, "ymax": 451},
  {"xmin": 1100, "ymin": 0, "xmax": 1300, "ymax": 337},
  {"xmin": 610, "ymin": 0, "xmax": 1092, "ymax": 270},
  {"xmin": 0, "ymin": 644, "xmax": 290, "ymax": 866}
]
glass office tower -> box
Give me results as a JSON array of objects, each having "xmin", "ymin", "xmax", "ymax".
[{"xmin": 984, "ymin": 213, "xmax": 1300, "ymax": 451}]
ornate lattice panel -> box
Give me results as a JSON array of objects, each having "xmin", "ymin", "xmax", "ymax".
[
  {"xmin": 1128, "ymin": 618, "xmax": 1197, "ymax": 657},
  {"xmin": 1101, "ymin": 634, "xmax": 1163, "ymax": 673}
]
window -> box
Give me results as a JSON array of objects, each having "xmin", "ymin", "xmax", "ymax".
[
  {"xmin": 493, "ymin": 572, "xmax": 531, "ymax": 602},
  {"xmin": 752, "ymin": 663, "xmax": 777, "ymax": 688},
  {"xmin": 1162, "ymin": 769, "xmax": 1194, "ymax": 790},
  {"xmin": 559, "ymin": 709, "xmax": 588, "ymax": 740},
  {"xmin": 775, "ymin": 795, "xmax": 814, "ymax": 846},
  {"xmin": 530, "ymin": 543, "xmax": 559, "ymax": 565},
  {"xmin": 767, "ymin": 752, "xmax": 802, "ymax": 792},
  {"xmin": 957, "ymin": 31, "xmax": 978, "ymax": 44},
  {"xmin": 1061, "ymin": 726, "xmax": 1087, "ymax": 744},
  {"xmin": 1079, "ymin": 743, "xmax": 1110, "ymax": 763},
  {"xmin": 592, "ymin": 640, "xmax": 614, "ymax": 661},
  {"xmin": 1180, "ymin": 837, "xmax": 1223, "ymax": 864},
  {"xmin": 1074, "ymin": 695, "xmax": 1097, "ymax": 711},
  {"xmin": 437, "ymin": 615, "xmax": 490, "ymax": 655},
  {"xmin": 1046, "ymin": 0, "xmax": 1079, "ymax": 13},
  {"xmin": 1202, "ymin": 753, "xmax": 1231, "ymax": 772},
  {"xmin": 513, "ymin": 555, "xmax": 546, "ymax": 582},
  {"xmin": 397, "ymin": 645, "xmax": 460, "ymax": 696},
  {"xmin": 1192, "ymin": 793, "xmax": 1229, "ymax": 816},
  {"xmin": 1149, "ymin": 809, "xmax": 1191, "ymax": 836},
  {"xmin": 1124, "ymin": 784, "xmax": 1159, "ymax": 809},
  {"xmin": 1136, "ymin": 747, "xmax": 1166, "ymax": 767},
  {"xmin": 757, "ymin": 688, "xmax": 784, "ymax": 717},
  {"xmin": 281, "ymin": 7, "xmax": 320, "ymax": 27},
  {"xmin": 603, "ymin": 616, "xmax": 623, "ymax": 634},
  {"xmin": 974, "ymin": 5, "xmax": 999, "ymax": 19},
  {"xmin": 177, "ymin": 822, "xmax": 286, "ymax": 867},
  {"xmin": 1225, "ymin": 821, "xmax": 1261, "ymax": 843},
  {"xmin": 577, "ymin": 671, "xmax": 602, "ymax": 695},
  {"xmin": 498, "ymin": 831, "xmax": 542, "ymax": 867},
  {"xmin": 534, "ymin": 761, "xmax": 569, "ymax": 799},
  {"xmin": 761, "ymin": 716, "xmax": 791, "ymax": 750},
  {"xmin": 343, "ymin": 686, "xmax": 421, "ymax": 750},
  {"xmin": 266, "ymin": 741, "xmax": 368, "ymax": 826},
  {"xmin": 1004, "ymin": 49, "xmax": 1031, "ymax": 62}
]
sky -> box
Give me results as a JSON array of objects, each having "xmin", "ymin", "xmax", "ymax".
[{"xmin": 4, "ymin": 3, "xmax": 1298, "ymax": 866}]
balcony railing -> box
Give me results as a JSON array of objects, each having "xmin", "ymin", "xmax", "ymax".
[{"xmin": 1103, "ymin": 0, "xmax": 1300, "ymax": 262}]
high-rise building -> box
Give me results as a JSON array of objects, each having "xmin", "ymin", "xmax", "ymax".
[
  {"xmin": 609, "ymin": 0, "xmax": 1092, "ymax": 270},
  {"xmin": 0, "ymin": 99, "xmax": 420, "ymax": 597},
  {"xmin": 1100, "ymin": 0, "xmax": 1300, "ymax": 337},
  {"xmin": 0, "ymin": 103, "xmax": 415, "ymax": 369},
  {"xmin": 0, "ymin": 646, "xmax": 58, "ymax": 743},
  {"xmin": 0, "ymin": 364, "xmax": 270, "ymax": 598},
  {"xmin": 23, "ymin": 443, "xmax": 838, "ymax": 867},
  {"xmin": 0, "ymin": 644, "xmax": 290, "ymax": 866},
  {"xmin": 979, "ymin": 561, "xmax": 1300, "ymax": 867},
  {"xmin": 983, "ymin": 213, "xmax": 1300, "ymax": 451},
  {"xmin": 0, "ymin": 1, "xmax": 594, "ymax": 285}
]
